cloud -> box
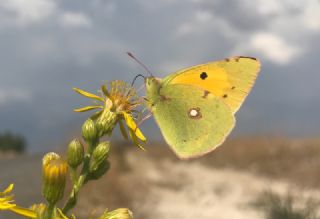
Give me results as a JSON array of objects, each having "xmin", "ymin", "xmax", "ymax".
[
  {"xmin": 174, "ymin": 10, "xmax": 214, "ymax": 38},
  {"xmin": 301, "ymin": 0, "xmax": 320, "ymax": 31},
  {"xmin": 0, "ymin": 0, "xmax": 56, "ymax": 25},
  {"xmin": 249, "ymin": 32, "xmax": 301, "ymax": 64},
  {"xmin": 0, "ymin": 0, "xmax": 319, "ymax": 152},
  {"xmin": 190, "ymin": 0, "xmax": 320, "ymax": 65},
  {"xmin": 59, "ymin": 12, "xmax": 92, "ymax": 28}
]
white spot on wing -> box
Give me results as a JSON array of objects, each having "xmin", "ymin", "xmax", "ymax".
[{"xmin": 190, "ymin": 109, "xmax": 198, "ymax": 117}]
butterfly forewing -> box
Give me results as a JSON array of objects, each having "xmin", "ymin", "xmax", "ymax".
[{"xmin": 162, "ymin": 57, "xmax": 260, "ymax": 114}]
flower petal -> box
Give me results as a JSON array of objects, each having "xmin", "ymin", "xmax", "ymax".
[
  {"xmin": 57, "ymin": 208, "xmax": 70, "ymax": 219},
  {"xmin": 0, "ymin": 201, "xmax": 16, "ymax": 210},
  {"xmin": 134, "ymin": 127, "xmax": 146, "ymax": 142},
  {"xmin": 73, "ymin": 88, "xmax": 104, "ymax": 102},
  {"xmin": 123, "ymin": 112, "xmax": 146, "ymax": 142},
  {"xmin": 10, "ymin": 206, "xmax": 37, "ymax": 218},
  {"xmin": 0, "ymin": 184, "xmax": 13, "ymax": 196},
  {"xmin": 129, "ymin": 129, "xmax": 146, "ymax": 151},
  {"xmin": 74, "ymin": 105, "xmax": 103, "ymax": 112}
]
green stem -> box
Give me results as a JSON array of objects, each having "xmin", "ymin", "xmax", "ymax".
[
  {"xmin": 70, "ymin": 168, "xmax": 78, "ymax": 185},
  {"xmin": 62, "ymin": 141, "xmax": 96, "ymax": 214},
  {"xmin": 45, "ymin": 203, "xmax": 56, "ymax": 219}
]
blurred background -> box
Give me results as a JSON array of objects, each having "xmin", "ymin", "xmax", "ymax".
[{"xmin": 1, "ymin": 0, "xmax": 320, "ymax": 219}]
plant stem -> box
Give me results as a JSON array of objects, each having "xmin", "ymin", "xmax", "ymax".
[
  {"xmin": 62, "ymin": 141, "xmax": 96, "ymax": 214},
  {"xmin": 45, "ymin": 203, "xmax": 55, "ymax": 219}
]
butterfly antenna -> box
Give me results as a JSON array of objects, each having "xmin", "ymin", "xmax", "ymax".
[
  {"xmin": 131, "ymin": 74, "xmax": 146, "ymax": 87},
  {"xmin": 127, "ymin": 52, "xmax": 153, "ymax": 77}
]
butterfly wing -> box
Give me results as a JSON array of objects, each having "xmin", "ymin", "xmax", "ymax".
[
  {"xmin": 151, "ymin": 84, "xmax": 235, "ymax": 159},
  {"xmin": 162, "ymin": 56, "xmax": 260, "ymax": 114}
]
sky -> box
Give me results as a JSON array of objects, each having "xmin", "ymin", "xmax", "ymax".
[{"xmin": 0, "ymin": 0, "xmax": 319, "ymax": 152}]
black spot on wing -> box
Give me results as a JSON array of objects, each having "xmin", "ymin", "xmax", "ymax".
[
  {"xmin": 223, "ymin": 94, "xmax": 228, "ymax": 98},
  {"xmin": 238, "ymin": 56, "xmax": 257, "ymax": 60},
  {"xmin": 234, "ymin": 56, "xmax": 257, "ymax": 62},
  {"xmin": 200, "ymin": 72, "xmax": 208, "ymax": 80}
]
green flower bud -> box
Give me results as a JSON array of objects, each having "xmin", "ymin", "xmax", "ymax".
[
  {"xmin": 82, "ymin": 118, "xmax": 97, "ymax": 142},
  {"xmin": 67, "ymin": 139, "xmax": 84, "ymax": 168},
  {"xmin": 90, "ymin": 141, "xmax": 110, "ymax": 172},
  {"xmin": 42, "ymin": 153, "xmax": 68, "ymax": 205},
  {"xmin": 42, "ymin": 152, "xmax": 60, "ymax": 166},
  {"xmin": 99, "ymin": 208, "xmax": 133, "ymax": 219},
  {"xmin": 95, "ymin": 108, "xmax": 117, "ymax": 137},
  {"xmin": 86, "ymin": 160, "xmax": 110, "ymax": 182}
]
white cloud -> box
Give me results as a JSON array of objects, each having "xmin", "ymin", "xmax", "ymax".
[
  {"xmin": 249, "ymin": 32, "xmax": 300, "ymax": 64},
  {"xmin": 301, "ymin": 0, "xmax": 320, "ymax": 31},
  {"xmin": 253, "ymin": 0, "xmax": 302, "ymax": 16},
  {"xmin": 247, "ymin": 0, "xmax": 320, "ymax": 32},
  {"xmin": 59, "ymin": 12, "xmax": 92, "ymax": 28},
  {"xmin": 174, "ymin": 10, "xmax": 215, "ymax": 38},
  {"xmin": 0, "ymin": 0, "xmax": 56, "ymax": 25}
]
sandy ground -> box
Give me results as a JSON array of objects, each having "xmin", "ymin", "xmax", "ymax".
[
  {"xmin": 2, "ymin": 138, "xmax": 320, "ymax": 219},
  {"xmin": 122, "ymin": 153, "xmax": 320, "ymax": 219}
]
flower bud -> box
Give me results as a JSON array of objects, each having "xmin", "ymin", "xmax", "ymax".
[
  {"xmin": 82, "ymin": 119, "xmax": 97, "ymax": 142},
  {"xmin": 99, "ymin": 208, "xmax": 133, "ymax": 219},
  {"xmin": 86, "ymin": 160, "xmax": 110, "ymax": 182},
  {"xmin": 95, "ymin": 108, "xmax": 117, "ymax": 137},
  {"xmin": 42, "ymin": 152, "xmax": 60, "ymax": 166},
  {"xmin": 90, "ymin": 141, "xmax": 110, "ymax": 172},
  {"xmin": 42, "ymin": 153, "xmax": 68, "ymax": 205},
  {"xmin": 67, "ymin": 139, "xmax": 84, "ymax": 168}
]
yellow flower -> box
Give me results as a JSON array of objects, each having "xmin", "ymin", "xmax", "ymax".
[
  {"xmin": 0, "ymin": 184, "xmax": 15, "ymax": 210},
  {"xmin": 42, "ymin": 153, "xmax": 68, "ymax": 205},
  {"xmin": 28, "ymin": 204, "xmax": 76, "ymax": 219},
  {"xmin": 0, "ymin": 183, "xmax": 37, "ymax": 218},
  {"xmin": 98, "ymin": 208, "xmax": 133, "ymax": 219},
  {"xmin": 73, "ymin": 80, "xmax": 146, "ymax": 149}
]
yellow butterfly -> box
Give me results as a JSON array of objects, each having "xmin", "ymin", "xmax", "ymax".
[{"xmin": 132, "ymin": 54, "xmax": 261, "ymax": 159}]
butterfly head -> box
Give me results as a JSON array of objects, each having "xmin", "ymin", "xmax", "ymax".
[
  {"xmin": 145, "ymin": 76, "xmax": 162, "ymax": 105},
  {"xmin": 145, "ymin": 76, "xmax": 161, "ymax": 91}
]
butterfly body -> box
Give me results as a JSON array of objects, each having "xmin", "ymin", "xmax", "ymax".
[{"xmin": 145, "ymin": 56, "xmax": 260, "ymax": 159}]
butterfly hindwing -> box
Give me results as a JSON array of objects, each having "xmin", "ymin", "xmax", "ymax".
[
  {"xmin": 162, "ymin": 56, "xmax": 260, "ymax": 114},
  {"xmin": 152, "ymin": 84, "xmax": 235, "ymax": 159}
]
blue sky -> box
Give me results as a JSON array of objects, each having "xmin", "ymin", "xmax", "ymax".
[{"xmin": 0, "ymin": 0, "xmax": 319, "ymax": 152}]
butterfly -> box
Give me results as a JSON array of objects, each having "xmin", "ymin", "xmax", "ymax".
[{"xmin": 129, "ymin": 54, "xmax": 261, "ymax": 159}]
